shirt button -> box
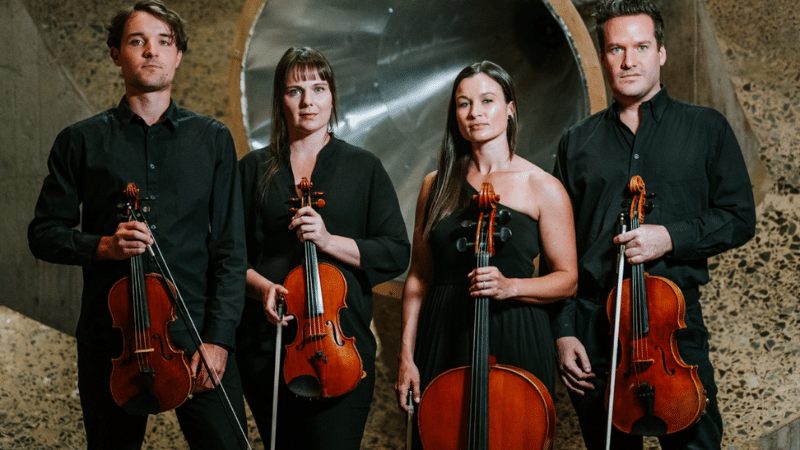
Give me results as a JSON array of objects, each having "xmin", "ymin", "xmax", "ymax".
[
  {"xmin": 150, "ymin": 164, "xmax": 155, "ymax": 169},
  {"xmin": 149, "ymin": 135, "xmax": 155, "ymax": 140},
  {"xmin": 150, "ymin": 224, "xmax": 157, "ymax": 230},
  {"xmin": 634, "ymin": 154, "xmax": 640, "ymax": 159},
  {"xmin": 150, "ymin": 195, "xmax": 156, "ymax": 200}
]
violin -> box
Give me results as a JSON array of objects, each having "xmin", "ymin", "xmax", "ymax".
[
  {"xmin": 108, "ymin": 183, "xmax": 194, "ymax": 415},
  {"xmin": 417, "ymin": 183, "xmax": 556, "ymax": 450},
  {"xmin": 281, "ymin": 177, "xmax": 363, "ymax": 398},
  {"xmin": 605, "ymin": 175, "xmax": 706, "ymax": 437}
]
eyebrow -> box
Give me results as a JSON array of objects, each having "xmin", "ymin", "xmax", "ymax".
[{"xmin": 125, "ymin": 32, "xmax": 174, "ymax": 40}]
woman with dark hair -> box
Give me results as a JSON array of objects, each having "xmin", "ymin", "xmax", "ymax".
[
  {"xmin": 395, "ymin": 61, "xmax": 577, "ymax": 439},
  {"xmin": 236, "ymin": 47, "xmax": 409, "ymax": 450}
]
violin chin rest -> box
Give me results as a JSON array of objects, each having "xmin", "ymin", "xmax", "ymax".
[{"xmin": 287, "ymin": 375, "xmax": 322, "ymax": 398}]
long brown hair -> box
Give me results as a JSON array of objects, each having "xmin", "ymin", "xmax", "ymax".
[
  {"xmin": 421, "ymin": 61, "xmax": 518, "ymax": 239},
  {"xmin": 260, "ymin": 47, "xmax": 339, "ymax": 200}
]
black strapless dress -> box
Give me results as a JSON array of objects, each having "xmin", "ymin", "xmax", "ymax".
[{"xmin": 414, "ymin": 184, "xmax": 556, "ymax": 395}]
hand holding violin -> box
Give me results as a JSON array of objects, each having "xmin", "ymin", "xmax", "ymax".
[
  {"xmin": 613, "ymin": 224, "xmax": 673, "ymax": 265},
  {"xmin": 289, "ymin": 205, "xmax": 331, "ymax": 249},
  {"xmin": 94, "ymin": 221, "xmax": 153, "ymax": 261}
]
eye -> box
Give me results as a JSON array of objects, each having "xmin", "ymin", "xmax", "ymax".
[
  {"xmin": 314, "ymin": 86, "xmax": 326, "ymax": 93},
  {"xmin": 638, "ymin": 45, "xmax": 648, "ymax": 51},
  {"xmin": 458, "ymin": 101, "xmax": 470, "ymax": 108},
  {"xmin": 287, "ymin": 88, "xmax": 301, "ymax": 95},
  {"xmin": 482, "ymin": 98, "xmax": 493, "ymax": 104},
  {"xmin": 129, "ymin": 39, "xmax": 143, "ymax": 46}
]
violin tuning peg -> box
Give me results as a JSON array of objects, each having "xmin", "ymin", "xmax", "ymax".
[
  {"xmin": 288, "ymin": 197, "xmax": 300, "ymax": 203},
  {"xmin": 455, "ymin": 237, "xmax": 474, "ymax": 252},
  {"xmin": 644, "ymin": 201, "xmax": 655, "ymax": 214},
  {"xmin": 494, "ymin": 228, "xmax": 512, "ymax": 243},
  {"xmin": 313, "ymin": 191, "xmax": 324, "ymax": 197},
  {"xmin": 141, "ymin": 206, "xmax": 150, "ymax": 213},
  {"xmin": 315, "ymin": 199, "xmax": 326, "ymax": 208},
  {"xmin": 289, "ymin": 207, "xmax": 298, "ymax": 214},
  {"xmin": 495, "ymin": 209, "xmax": 511, "ymax": 225},
  {"xmin": 621, "ymin": 200, "xmax": 632, "ymax": 208}
]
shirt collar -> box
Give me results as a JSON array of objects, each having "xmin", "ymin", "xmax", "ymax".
[
  {"xmin": 116, "ymin": 96, "xmax": 179, "ymax": 131},
  {"xmin": 611, "ymin": 85, "xmax": 670, "ymax": 124}
]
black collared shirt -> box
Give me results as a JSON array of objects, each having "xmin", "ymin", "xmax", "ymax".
[
  {"xmin": 551, "ymin": 88, "xmax": 756, "ymax": 338},
  {"xmin": 28, "ymin": 97, "xmax": 246, "ymax": 354}
]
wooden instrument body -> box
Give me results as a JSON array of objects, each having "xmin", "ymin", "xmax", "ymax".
[
  {"xmin": 282, "ymin": 261, "xmax": 362, "ymax": 398},
  {"xmin": 606, "ymin": 274, "xmax": 706, "ymax": 435},
  {"xmin": 418, "ymin": 363, "xmax": 556, "ymax": 450},
  {"xmin": 108, "ymin": 272, "xmax": 193, "ymax": 414}
]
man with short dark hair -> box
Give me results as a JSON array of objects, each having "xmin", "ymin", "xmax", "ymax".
[
  {"xmin": 552, "ymin": 0, "xmax": 756, "ymax": 448},
  {"xmin": 28, "ymin": 1, "xmax": 248, "ymax": 448}
]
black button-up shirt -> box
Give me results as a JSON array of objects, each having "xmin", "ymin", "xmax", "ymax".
[
  {"xmin": 28, "ymin": 97, "xmax": 246, "ymax": 354},
  {"xmin": 552, "ymin": 88, "xmax": 756, "ymax": 338}
]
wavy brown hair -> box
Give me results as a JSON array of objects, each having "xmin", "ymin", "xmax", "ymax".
[{"xmin": 421, "ymin": 61, "xmax": 518, "ymax": 239}]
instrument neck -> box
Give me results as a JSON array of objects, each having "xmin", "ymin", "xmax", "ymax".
[
  {"xmin": 468, "ymin": 248, "xmax": 491, "ymax": 450},
  {"xmin": 628, "ymin": 217, "xmax": 650, "ymax": 336},
  {"xmin": 303, "ymin": 240, "xmax": 325, "ymax": 317}
]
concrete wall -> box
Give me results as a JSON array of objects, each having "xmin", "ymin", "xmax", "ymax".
[{"xmin": 1, "ymin": 0, "xmax": 91, "ymax": 335}]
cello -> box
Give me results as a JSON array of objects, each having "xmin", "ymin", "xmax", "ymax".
[
  {"xmin": 108, "ymin": 183, "xmax": 194, "ymax": 415},
  {"xmin": 417, "ymin": 183, "xmax": 556, "ymax": 450},
  {"xmin": 282, "ymin": 177, "xmax": 364, "ymax": 398},
  {"xmin": 605, "ymin": 175, "xmax": 706, "ymax": 441}
]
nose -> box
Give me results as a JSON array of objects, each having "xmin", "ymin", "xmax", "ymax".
[
  {"xmin": 143, "ymin": 41, "xmax": 157, "ymax": 58},
  {"xmin": 622, "ymin": 49, "xmax": 634, "ymax": 69},
  {"xmin": 300, "ymin": 91, "xmax": 313, "ymax": 107}
]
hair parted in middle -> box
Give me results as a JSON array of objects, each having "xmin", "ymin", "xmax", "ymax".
[
  {"xmin": 106, "ymin": 0, "xmax": 188, "ymax": 52},
  {"xmin": 421, "ymin": 61, "xmax": 518, "ymax": 239}
]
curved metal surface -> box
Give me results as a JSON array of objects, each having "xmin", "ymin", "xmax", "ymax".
[{"xmin": 242, "ymin": 0, "xmax": 593, "ymax": 232}]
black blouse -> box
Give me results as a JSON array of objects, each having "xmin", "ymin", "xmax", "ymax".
[{"xmin": 238, "ymin": 137, "xmax": 410, "ymax": 358}]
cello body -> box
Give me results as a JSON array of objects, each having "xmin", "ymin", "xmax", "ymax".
[{"xmin": 419, "ymin": 363, "xmax": 555, "ymax": 450}]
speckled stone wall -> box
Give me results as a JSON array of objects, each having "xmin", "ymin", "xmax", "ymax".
[{"xmin": 2, "ymin": 0, "xmax": 798, "ymax": 449}]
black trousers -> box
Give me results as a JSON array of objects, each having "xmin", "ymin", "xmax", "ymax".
[
  {"xmin": 236, "ymin": 336, "xmax": 375, "ymax": 450},
  {"xmin": 77, "ymin": 342, "xmax": 248, "ymax": 450},
  {"xmin": 567, "ymin": 295, "xmax": 723, "ymax": 450}
]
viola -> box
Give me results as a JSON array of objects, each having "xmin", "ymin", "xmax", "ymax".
[
  {"xmin": 417, "ymin": 183, "xmax": 556, "ymax": 450},
  {"xmin": 108, "ymin": 183, "xmax": 194, "ymax": 415},
  {"xmin": 605, "ymin": 175, "xmax": 706, "ymax": 438},
  {"xmin": 281, "ymin": 177, "xmax": 363, "ymax": 398}
]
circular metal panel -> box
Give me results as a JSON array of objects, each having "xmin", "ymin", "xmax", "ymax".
[{"xmin": 242, "ymin": 0, "xmax": 592, "ymax": 231}]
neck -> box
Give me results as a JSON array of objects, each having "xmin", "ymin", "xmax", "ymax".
[
  {"xmin": 289, "ymin": 128, "xmax": 330, "ymax": 156},
  {"xmin": 126, "ymin": 88, "xmax": 172, "ymax": 126},
  {"xmin": 615, "ymin": 86, "xmax": 661, "ymax": 135},
  {"xmin": 471, "ymin": 139, "xmax": 512, "ymax": 175}
]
